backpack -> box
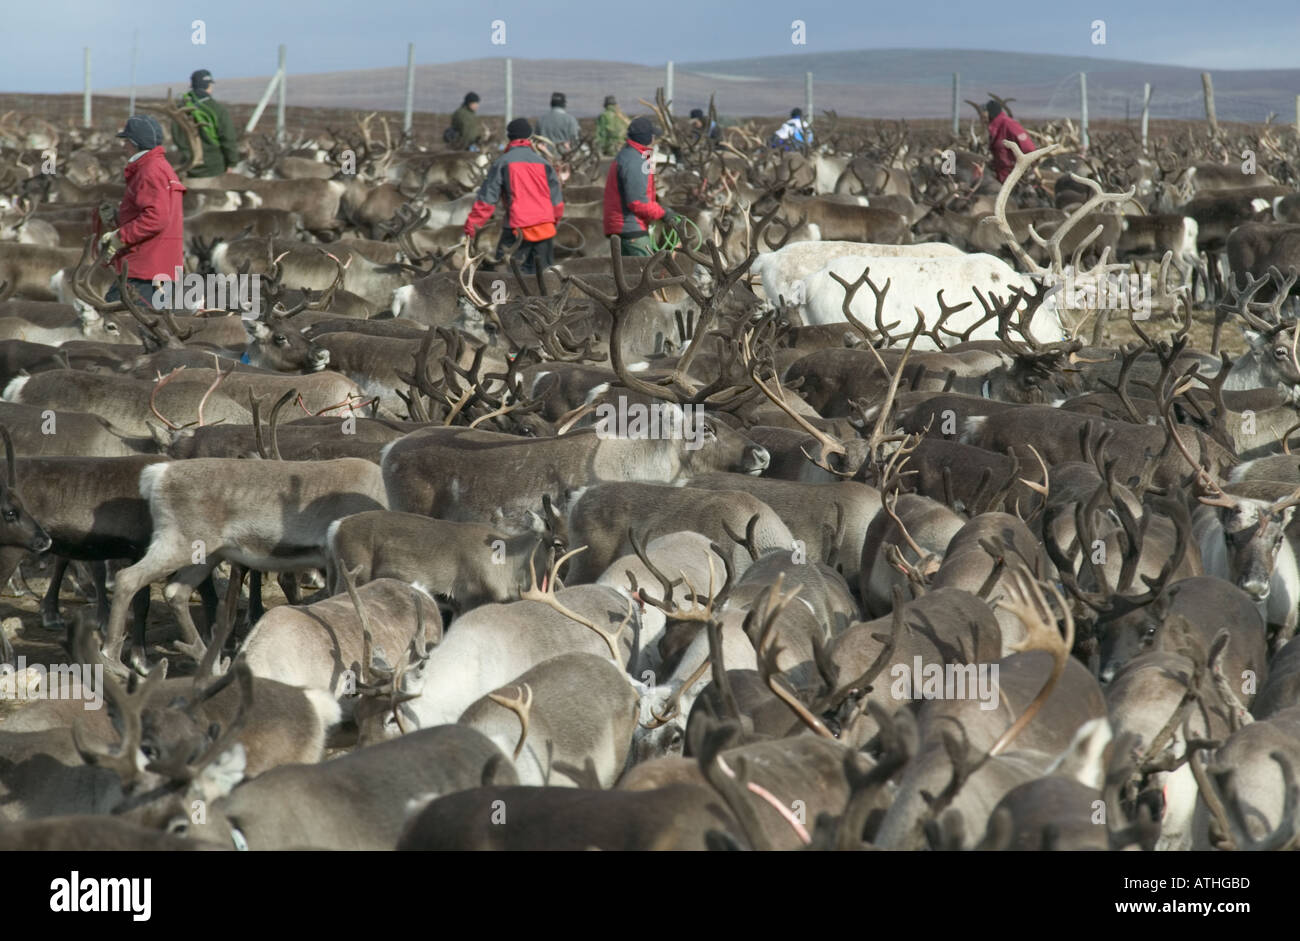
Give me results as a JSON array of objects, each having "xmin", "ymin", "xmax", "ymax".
[
  {"xmin": 181, "ymin": 91, "xmax": 221, "ymax": 146},
  {"xmin": 443, "ymin": 126, "xmax": 460, "ymax": 144}
]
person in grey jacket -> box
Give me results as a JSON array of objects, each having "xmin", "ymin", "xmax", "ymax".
[
  {"xmin": 602, "ymin": 117, "xmax": 682, "ymax": 256},
  {"xmin": 537, "ymin": 92, "xmax": 580, "ymax": 154}
]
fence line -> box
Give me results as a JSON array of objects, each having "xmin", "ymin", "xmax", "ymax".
[{"xmin": 45, "ymin": 48, "xmax": 1300, "ymax": 132}]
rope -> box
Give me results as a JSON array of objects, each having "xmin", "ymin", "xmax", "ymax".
[{"xmin": 650, "ymin": 215, "xmax": 704, "ymax": 253}]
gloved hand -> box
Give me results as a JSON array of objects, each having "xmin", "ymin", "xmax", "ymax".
[
  {"xmin": 662, "ymin": 209, "xmax": 684, "ymax": 226},
  {"xmin": 99, "ymin": 229, "xmax": 124, "ymax": 256},
  {"xmin": 463, "ymin": 224, "xmax": 477, "ymax": 239}
]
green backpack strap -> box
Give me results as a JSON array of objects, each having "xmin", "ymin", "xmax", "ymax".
[{"xmin": 181, "ymin": 91, "xmax": 221, "ymax": 147}]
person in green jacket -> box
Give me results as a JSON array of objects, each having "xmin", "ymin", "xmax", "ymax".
[
  {"xmin": 594, "ymin": 95, "xmax": 628, "ymax": 157},
  {"xmin": 449, "ymin": 92, "xmax": 484, "ymax": 151},
  {"xmin": 171, "ymin": 69, "xmax": 239, "ymax": 178}
]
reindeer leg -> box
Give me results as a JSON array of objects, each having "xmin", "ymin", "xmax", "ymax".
[
  {"xmin": 129, "ymin": 585, "xmax": 151, "ymax": 654},
  {"xmin": 91, "ymin": 561, "xmax": 110, "ymax": 626},
  {"xmin": 247, "ymin": 569, "xmax": 265, "ymax": 625},
  {"xmin": 162, "ymin": 563, "xmax": 216, "ymax": 664},
  {"xmin": 277, "ymin": 571, "xmax": 302, "ymax": 605},
  {"xmin": 0, "ymin": 546, "xmax": 25, "ymax": 600},
  {"xmin": 94, "ymin": 560, "xmax": 152, "ymax": 656},
  {"xmin": 39, "ymin": 556, "xmax": 71, "ymax": 631},
  {"xmin": 102, "ymin": 543, "xmax": 192, "ymax": 674},
  {"xmin": 197, "ymin": 571, "xmax": 220, "ymax": 628}
]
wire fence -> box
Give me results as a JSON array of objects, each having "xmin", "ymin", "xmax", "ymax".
[{"xmin": 13, "ymin": 51, "xmax": 1300, "ymax": 136}]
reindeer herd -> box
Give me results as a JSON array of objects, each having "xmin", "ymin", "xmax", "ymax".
[{"xmin": 0, "ymin": 100, "xmax": 1299, "ymax": 851}]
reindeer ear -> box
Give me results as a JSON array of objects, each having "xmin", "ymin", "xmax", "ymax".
[{"xmin": 144, "ymin": 421, "xmax": 178, "ymax": 450}]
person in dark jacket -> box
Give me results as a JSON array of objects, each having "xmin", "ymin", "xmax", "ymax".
[
  {"xmin": 450, "ymin": 92, "xmax": 484, "ymax": 151},
  {"xmin": 603, "ymin": 117, "xmax": 682, "ymax": 256},
  {"xmin": 98, "ymin": 115, "xmax": 188, "ymax": 309},
  {"xmin": 986, "ymin": 99, "xmax": 1036, "ymax": 183},
  {"xmin": 464, "ymin": 118, "xmax": 564, "ymax": 275},
  {"xmin": 537, "ymin": 92, "xmax": 580, "ymax": 154},
  {"xmin": 688, "ymin": 108, "xmax": 720, "ymax": 143},
  {"xmin": 170, "ymin": 69, "xmax": 239, "ymax": 178}
]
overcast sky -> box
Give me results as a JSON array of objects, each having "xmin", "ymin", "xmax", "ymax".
[{"xmin": 4, "ymin": 0, "xmax": 1297, "ymax": 92}]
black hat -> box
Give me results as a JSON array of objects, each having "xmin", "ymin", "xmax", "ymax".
[
  {"xmin": 551, "ymin": 92, "xmax": 566, "ymax": 108},
  {"xmin": 507, "ymin": 117, "xmax": 532, "ymax": 140},
  {"xmin": 191, "ymin": 69, "xmax": 214, "ymax": 90},
  {"xmin": 464, "ymin": 91, "xmax": 480, "ymax": 105},
  {"xmin": 627, "ymin": 116, "xmax": 657, "ymax": 145},
  {"xmin": 116, "ymin": 114, "xmax": 165, "ymax": 150},
  {"xmin": 790, "ymin": 107, "xmax": 802, "ymax": 119},
  {"xmin": 985, "ymin": 99, "xmax": 1002, "ymax": 119},
  {"xmin": 604, "ymin": 95, "xmax": 617, "ymax": 107},
  {"xmin": 689, "ymin": 108, "xmax": 705, "ymax": 120}
]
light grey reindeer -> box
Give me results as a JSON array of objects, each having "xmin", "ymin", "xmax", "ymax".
[
  {"xmin": 323, "ymin": 500, "xmax": 564, "ymax": 614},
  {"xmin": 100, "ymin": 456, "xmax": 389, "ymax": 672}
]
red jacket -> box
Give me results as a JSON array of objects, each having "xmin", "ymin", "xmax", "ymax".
[
  {"xmin": 988, "ymin": 112, "xmax": 1036, "ymax": 183},
  {"xmin": 464, "ymin": 140, "xmax": 564, "ymax": 239},
  {"xmin": 112, "ymin": 147, "xmax": 187, "ymax": 281},
  {"xmin": 604, "ymin": 138, "xmax": 665, "ymax": 236}
]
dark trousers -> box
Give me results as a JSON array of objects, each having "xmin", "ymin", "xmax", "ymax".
[
  {"xmin": 494, "ymin": 229, "xmax": 555, "ymax": 275},
  {"xmin": 619, "ymin": 234, "xmax": 653, "ymax": 257},
  {"xmin": 104, "ymin": 276, "xmax": 161, "ymax": 310}
]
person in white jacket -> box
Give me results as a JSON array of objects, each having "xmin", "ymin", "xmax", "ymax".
[{"xmin": 771, "ymin": 108, "xmax": 812, "ymax": 150}]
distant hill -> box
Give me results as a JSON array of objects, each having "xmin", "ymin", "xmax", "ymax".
[{"xmin": 104, "ymin": 49, "xmax": 1300, "ymax": 122}]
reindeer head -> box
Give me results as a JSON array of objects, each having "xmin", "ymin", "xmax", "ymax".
[
  {"xmin": 0, "ymin": 426, "xmax": 51, "ymax": 554},
  {"xmin": 339, "ymin": 565, "xmax": 439, "ymax": 746},
  {"xmin": 1224, "ymin": 268, "xmax": 1300, "ymax": 392},
  {"xmin": 76, "ymin": 306, "xmax": 125, "ymax": 342},
  {"xmin": 243, "ymin": 316, "xmax": 329, "ymax": 373},
  {"xmin": 71, "ymin": 614, "xmax": 255, "ymax": 841},
  {"xmin": 1242, "ymin": 324, "xmax": 1300, "ymax": 390},
  {"xmin": 1202, "ymin": 491, "xmax": 1296, "ymax": 603}
]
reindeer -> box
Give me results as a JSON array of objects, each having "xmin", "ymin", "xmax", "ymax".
[
  {"xmin": 126, "ymin": 725, "xmax": 516, "ymax": 850},
  {"xmin": 382, "ymin": 421, "xmax": 770, "ymax": 534},
  {"xmin": 99, "ymin": 456, "xmax": 389, "ymax": 671},
  {"xmin": 872, "ymin": 571, "xmax": 1112, "ymax": 849},
  {"xmin": 349, "ymin": 563, "xmax": 640, "ymax": 744},
  {"xmin": 458, "ymin": 652, "xmax": 640, "ymax": 788},
  {"xmin": 562, "ymin": 482, "xmax": 796, "ymax": 583},
  {"xmin": 322, "ymin": 503, "xmax": 564, "ymax": 612},
  {"xmin": 241, "ymin": 572, "xmax": 441, "ymax": 721}
]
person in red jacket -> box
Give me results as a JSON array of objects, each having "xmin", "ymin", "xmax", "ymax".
[
  {"xmin": 463, "ymin": 118, "xmax": 564, "ymax": 275},
  {"xmin": 986, "ymin": 99, "xmax": 1036, "ymax": 184},
  {"xmin": 99, "ymin": 115, "xmax": 188, "ymax": 309},
  {"xmin": 603, "ymin": 116, "xmax": 683, "ymax": 256}
]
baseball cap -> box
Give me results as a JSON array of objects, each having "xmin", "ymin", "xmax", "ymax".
[{"xmin": 116, "ymin": 114, "xmax": 165, "ymax": 150}]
